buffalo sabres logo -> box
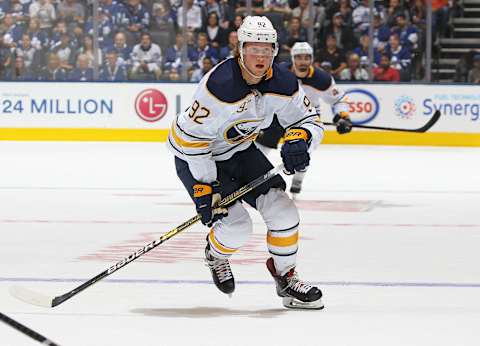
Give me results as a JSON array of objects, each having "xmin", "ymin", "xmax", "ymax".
[{"xmin": 224, "ymin": 119, "xmax": 264, "ymax": 144}]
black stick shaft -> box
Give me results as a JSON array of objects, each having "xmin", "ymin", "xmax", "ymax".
[
  {"xmin": 50, "ymin": 164, "xmax": 284, "ymax": 307},
  {"xmin": 325, "ymin": 110, "xmax": 441, "ymax": 133},
  {"xmin": 0, "ymin": 312, "xmax": 60, "ymax": 345}
]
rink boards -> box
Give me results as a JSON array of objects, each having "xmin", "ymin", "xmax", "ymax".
[{"xmin": 0, "ymin": 82, "xmax": 479, "ymax": 146}]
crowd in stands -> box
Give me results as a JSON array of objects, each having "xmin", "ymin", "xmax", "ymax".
[{"xmin": 0, "ymin": 0, "xmax": 476, "ymax": 83}]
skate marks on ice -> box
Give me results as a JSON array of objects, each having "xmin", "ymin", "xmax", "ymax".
[
  {"xmin": 292, "ymin": 199, "xmax": 411, "ymax": 212},
  {"xmin": 131, "ymin": 306, "xmax": 289, "ymax": 319}
]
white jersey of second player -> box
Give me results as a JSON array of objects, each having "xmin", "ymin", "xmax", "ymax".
[
  {"xmin": 282, "ymin": 62, "xmax": 349, "ymax": 119},
  {"xmin": 167, "ymin": 57, "xmax": 325, "ymax": 183}
]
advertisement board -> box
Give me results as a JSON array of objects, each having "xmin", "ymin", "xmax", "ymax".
[{"xmin": 0, "ymin": 82, "xmax": 478, "ymax": 146}]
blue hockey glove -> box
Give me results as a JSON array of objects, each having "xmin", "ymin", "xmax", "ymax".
[
  {"xmin": 280, "ymin": 128, "xmax": 311, "ymax": 175},
  {"xmin": 193, "ymin": 181, "xmax": 228, "ymax": 227}
]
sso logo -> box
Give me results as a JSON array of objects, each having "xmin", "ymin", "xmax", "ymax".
[
  {"xmin": 394, "ymin": 96, "xmax": 416, "ymax": 119},
  {"xmin": 135, "ymin": 89, "xmax": 168, "ymax": 122},
  {"xmin": 340, "ymin": 89, "xmax": 379, "ymax": 124}
]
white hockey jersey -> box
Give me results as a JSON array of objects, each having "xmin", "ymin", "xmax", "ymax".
[
  {"xmin": 167, "ymin": 58, "xmax": 325, "ymax": 183},
  {"xmin": 285, "ymin": 63, "xmax": 349, "ymax": 118}
]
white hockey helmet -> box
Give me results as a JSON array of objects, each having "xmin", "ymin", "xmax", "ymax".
[
  {"xmin": 237, "ymin": 16, "xmax": 278, "ymax": 77},
  {"xmin": 291, "ymin": 42, "xmax": 313, "ymax": 61}
]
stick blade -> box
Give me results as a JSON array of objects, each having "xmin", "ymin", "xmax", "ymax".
[
  {"xmin": 417, "ymin": 110, "xmax": 441, "ymax": 132},
  {"xmin": 9, "ymin": 285, "xmax": 54, "ymax": 308}
]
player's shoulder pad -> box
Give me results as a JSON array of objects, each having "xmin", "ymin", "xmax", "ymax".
[
  {"xmin": 301, "ymin": 66, "xmax": 332, "ymax": 91},
  {"xmin": 205, "ymin": 58, "xmax": 251, "ymax": 104},
  {"xmin": 258, "ymin": 62, "xmax": 298, "ymax": 97},
  {"xmin": 278, "ymin": 61, "xmax": 293, "ymax": 71}
]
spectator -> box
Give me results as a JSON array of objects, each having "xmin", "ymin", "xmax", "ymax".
[
  {"xmin": 229, "ymin": 14, "xmax": 243, "ymax": 32},
  {"xmin": 16, "ymin": 33, "xmax": 39, "ymax": 70},
  {"xmin": 0, "ymin": 36, "xmax": 12, "ymax": 78},
  {"xmin": 410, "ymin": 0, "xmax": 426, "ymax": 29},
  {"xmin": 219, "ymin": 30, "xmax": 238, "ymax": 60},
  {"xmin": 467, "ymin": 54, "xmax": 480, "ymax": 84},
  {"xmin": 76, "ymin": 35, "xmax": 103, "ymax": 69},
  {"xmin": 164, "ymin": 32, "xmax": 195, "ymax": 72},
  {"xmin": 29, "ymin": 0, "xmax": 56, "ymax": 34},
  {"xmin": 69, "ymin": 53, "xmax": 94, "ymax": 81},
  {"xmin": 315, "ymin": 34, "xmax": 347, "ymax": 77},
  {"xmin": 49, "ymin": 20, "xmax": 68, "ymax": 49},
  {"xmin": 292, "ymin": 0, "xmax": 325, "ymax": 32},
  {"xmin": 70, "ymin": 24, "xmax": 84, "ymax": 50},
  {"xmin": 280, "ymin": 16, "xmax": 307, "ymax": 55},
  {"xmin": 100, "ymin": 0, "xmax": 129, "ymax": 29},
  {"xmin": 191, "ymin": 32, "xmax": 219, "ymax": 69},
  {"xmin": 373, "ymin": 53, "xmax": 400, "ymax": 81},
  {"xmin": 370, "ymin": 12, "xmax": 390, "ymax": 51},
  {"xmin": 432, "ymin": 0, "xmax": 450, "ymax": 41},
  {"xmin": 4, "ymin": 55, "xmax": 35, "ymax": 80},
  {"xmin": 107, "ymin": 31, "xmax": 132, "ymax": 67},
  {"xmin": 100, "ymin": 50, "xmax": 128, "ymax": 81},
  {"xmin": 85, "ymin": 8, "xmax": 114, "ymax": 48},
  {"xmin": 151, "ymin": 1, "xmax": 174, "ymax": 32},
  {"xmin": 264, "ymin": 0, "xmax": 292, "ymax": 16},
  {"xmin": 454, "ymin": 49, "xmax": 479, "ymax": 82},
  {"xmin": 25, "ymin": 17, "xmax": 49, "ymax": 50},
  {"xmin": 218, "ymin": 0, "xmax": 235, "ymax": 30},
  {"xmin": 204, "ymin": 11, "xmax": 228, "ymax": 49},
  {"xmin": 392, "ymin": 13, "xmax": 418, "ymax": 51},
  {"xmin": 39, "ymin": 53, "xmax": 67, "ymax": 80},
  {"xmin": 384, "ymin": 0, "xmax": 409, "ymax": 27},
  {"xmin": 51, "ymin": 33, "xmax": 75, "ymax": 71},
  {"xmin": 202, "ymin": 0, "xmax": 223, "ymax": 24},
  {"xmin": 385, "ymin": 33, "xmax": 411, "ymax": 80},
  {"xmin": 338, "ymin": 0, "xmax": 353, "ymax": 27},
  {"xmin": 323, "ymin": 12, "xmax": 356, "ymax": 52},
  {"xmin": 131, "ymin": 32, "xmax": 162, "ymax": 80},
  {"xmin": 10, "ymin": 0, "xmax": 29, "ymax": 25},
  {"xmin": 177, "ymin": 0, "xmax": 202, "ymax": 31},
  {"xmin": 339, "ymin": 53, "xmax": 369, "ymax": 81},
  {"xmin": 1, "ymin": 13, "xmax": 23, "ymax": 47},
  {"xmin": 125, "ymin": 0, "xmax": 150, "ymax": 42},
  {"xmin": 168, "ymin": 67, "xmax": 181, "ymax": 81},
  {"xmin": 353, "ymin": 34, "xmax": 381, "ymax": 65},
  {"xmin": 236, "ymin": 0, "xmax": 265, "ymax": 16},
  {"xmin": 191, "ymin": 56, "xmax": 213, "ymax": 82},
  {"xmin": 0, "ymin": 0, "xmax": 9, "ymax": 16},
  {"xmin": 352, "ymin": 0, "xmax": 370, "ymax": 37},
  {"xmin": 57, "ymin": 0, "xmax": 85, "ymax": 27}
]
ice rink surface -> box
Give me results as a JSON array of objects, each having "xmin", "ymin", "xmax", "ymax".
[{"xmin": 1, "ymin": 141, "xmax": 480, "ymax": 346}]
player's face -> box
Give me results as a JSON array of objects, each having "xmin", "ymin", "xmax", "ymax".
[
  {"xmin": 294, "ymin": 54, "xmax": 312, "ymax": 73},
  {"xmin": 242, "ymin": 42, "xmax": 274, "ymax": 77}
]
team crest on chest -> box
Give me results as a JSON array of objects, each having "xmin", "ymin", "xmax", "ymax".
[{"xmin": 224, "ymin": 119, "xmax": 264, "ymax": 144}]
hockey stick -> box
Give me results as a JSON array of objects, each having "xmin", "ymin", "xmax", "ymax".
[
  {"xmin": 0, "ymin": 312, "xmax": 60, "ymax": 345},
  {"xmin": 10, "ymin": 164, "xmax": 285, "ymax": 308},
  {"xmin": 324, "ymin": 110, "xmax": 441, "ymax": 133}
]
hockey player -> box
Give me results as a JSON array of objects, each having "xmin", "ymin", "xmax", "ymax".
[
  {"xmin": 256, "ymin": 41, "xmax": 352, "ymax": 196},
  {"xmin": 168, "ymin": 16, "xmax": 324, "ymax": 309}
]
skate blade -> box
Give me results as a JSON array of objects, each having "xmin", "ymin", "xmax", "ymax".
[{"xmin": 282, "ymin": 297, "xmax": 324, "ymax": 310}]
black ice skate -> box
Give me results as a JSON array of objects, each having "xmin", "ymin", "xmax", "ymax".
[
  {"xmin": 266, "ymin": 258, "xmax": 324, "ymax": 309},
  {"xmin": 204, "ymin": 243, "xmax": 235, "ymax": 295}
]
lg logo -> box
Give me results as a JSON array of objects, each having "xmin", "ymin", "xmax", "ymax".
[{"xmin": 135, "ymin": 89, "xmax": 168, "ymax": 122}]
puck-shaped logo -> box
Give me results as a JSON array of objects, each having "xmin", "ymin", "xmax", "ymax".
[{"xmin": 135, "ymin": 89, "xmax": 168, "ymax": 122}]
